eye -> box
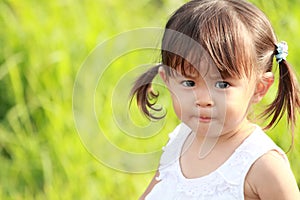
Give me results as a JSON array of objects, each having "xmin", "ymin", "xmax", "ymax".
[
  {"xmin": 181, "ymin": 80, "xmax": 195, "ymax": 87},
  {"xmin": 215, "ymin": 81, "xmax": 230, "ymax": 89}
]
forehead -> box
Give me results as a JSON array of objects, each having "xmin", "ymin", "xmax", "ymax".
[{"xmin": 168, "ymin": 54, "xmax": 223, "ymax": 79}]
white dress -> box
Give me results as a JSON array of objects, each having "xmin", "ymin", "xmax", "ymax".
[{"xmin": 145, "ymin": 123, "xmax": 289, "ymax": 200}]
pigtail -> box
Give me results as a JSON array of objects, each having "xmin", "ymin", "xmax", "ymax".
[
  {"xmin": 130, "ymin": 64, "xmax": 165, "ymax": 120},
  {"xmin": 263, "ymin": 59, "xmax": 300, "ymax": 136}
]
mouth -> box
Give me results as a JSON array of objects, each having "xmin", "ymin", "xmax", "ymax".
[{"xmin": 198, "ymin": 116, "xmax": 212, "ymax": 123}]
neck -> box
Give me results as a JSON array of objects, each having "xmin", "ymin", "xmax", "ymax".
[{"xmin": 192, "ymin": 120, "xmax": 255, "ymax": 159}]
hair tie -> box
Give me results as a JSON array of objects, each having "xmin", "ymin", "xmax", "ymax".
[{"xmin": 275, "ymin": 41, "xmax": 288, "ymax": 63}]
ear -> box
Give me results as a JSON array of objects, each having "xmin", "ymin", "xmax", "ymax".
[
  {"xmin": 158, "ymin": 66, "xmax": 168, "ymax": 84},
  {"xmin": 251, "ymin": 72, "xmax": 274, "ymax": 104}
]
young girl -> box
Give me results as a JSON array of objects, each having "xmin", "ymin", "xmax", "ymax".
[{"xmin": 131, "ymin": 0, "xmax": 300, "ymax": 199}]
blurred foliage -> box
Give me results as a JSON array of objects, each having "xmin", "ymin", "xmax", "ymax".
[{"xmin": 0, "ymin": 0, "xmax": 299, "ymax": 199}]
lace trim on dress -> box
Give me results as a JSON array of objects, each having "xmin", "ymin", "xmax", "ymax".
[{"xmin": 156, "ymin": 124, "xmax": 287, "ymax": 199}]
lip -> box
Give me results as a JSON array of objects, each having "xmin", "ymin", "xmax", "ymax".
[{"xmin": 198, "ymin": 116, "xmax": 213, "ymax": 123}]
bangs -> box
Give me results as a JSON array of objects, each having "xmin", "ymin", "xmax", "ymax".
[
  {"xmin": 161, "ymin": 0, "xmax": 257, "ymax": 79},
  {"xmin": 162, "ymin": 50, "xmax": 235, "ymax": 79}
]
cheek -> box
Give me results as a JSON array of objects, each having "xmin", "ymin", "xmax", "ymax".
[
  {"xmin": 171, "ymin": 94, "xmax": 182, "ymax": 119},
  {"xmin": 222, "ymin": 95, "xmax": 250, "ymax": 121},
  {"xmin": 167, "ymin": 85, "xmax": 194, "ymax": 119},
  {"xmin": 170, "ymin": 91, "xmax": 194, "ymax": 120}
]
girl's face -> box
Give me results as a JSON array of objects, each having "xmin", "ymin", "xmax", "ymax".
[{"xmin": 159, "ymin": 64, "xmax": 258, "ymax": 138}]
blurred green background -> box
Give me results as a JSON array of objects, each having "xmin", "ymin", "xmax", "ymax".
[{"xmin": 0, "ymin": 0, "xmax": 299, "ymax": 199}]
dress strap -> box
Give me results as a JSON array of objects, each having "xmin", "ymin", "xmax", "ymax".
[
  {"xmin": 159, "ymin": 123, "xmax": 191, "ymax": 169},
  {"xmin": 218, "ymin": 126, "xmax": 289, "ymax": 195}
]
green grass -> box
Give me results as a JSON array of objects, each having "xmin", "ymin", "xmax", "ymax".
[{"xmin": 0, "ymin": 0, "xmax": 299, "ymax": 199}]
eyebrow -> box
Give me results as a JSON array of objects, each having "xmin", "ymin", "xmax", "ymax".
[
  {"xmin": 185, "ymin": 73, "xmax": 199, "ymax": 79},
  {"xmin": 209, "ymin": 73, "xmax": 223, "ymax": 79},
  {"xmin": 183, "ymin": 71, "xmax": 225, "ymax": 81},
  {"xmin": 172, "ymin": 70, "xmax": 199, "ymax": 79}
]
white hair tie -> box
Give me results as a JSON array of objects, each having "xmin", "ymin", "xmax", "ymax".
[{"xmin": 275, "ymin": 41, "xmax": 288, "ymax": 63}]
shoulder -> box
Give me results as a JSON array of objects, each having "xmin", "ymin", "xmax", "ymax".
[
  {"xmin": 162, "ymin": 122, "xmax": 191, "ymax": 151},
  {"xmin": 159, "ymin": 123, "xmax": 191, "ymax": 167},
  {"xmin": 245, "ymin": 150, "xmax": 300, "ymax": 200}
]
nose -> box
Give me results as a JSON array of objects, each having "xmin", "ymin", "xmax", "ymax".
[{"xmin": 194, "ymin": 86, "xmax": 214, "ymax": 107}]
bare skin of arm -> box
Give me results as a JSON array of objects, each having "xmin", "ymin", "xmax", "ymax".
[
  {"xmin": 244, "ymin": 150, "xmax": 300, "ymax": 200},
  {"xmin": 139, "ymin": 171, "xmax": 160, "ymax": 200}
]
